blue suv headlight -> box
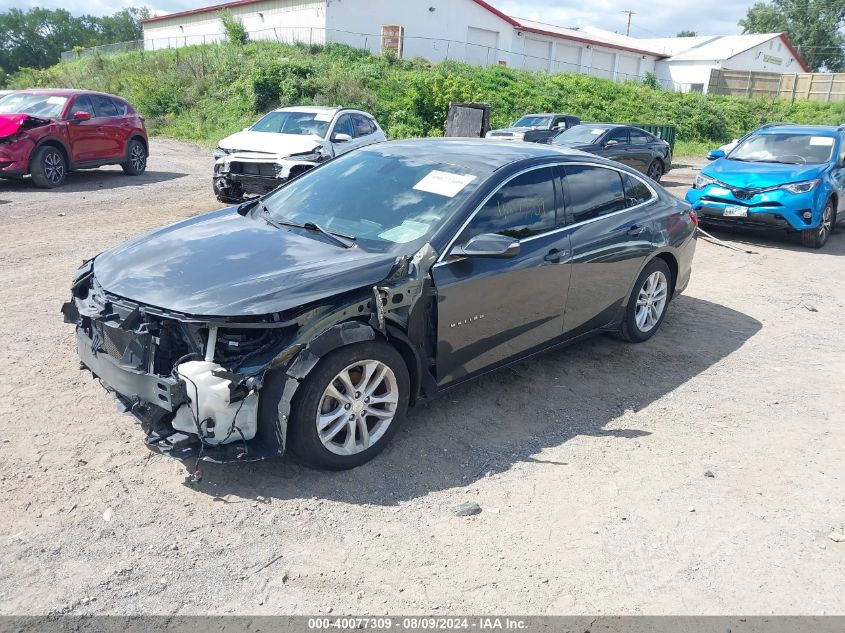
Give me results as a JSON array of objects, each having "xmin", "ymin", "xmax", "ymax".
[
  {"xmin": 693, "ymin": 173, "xmax": 716, "ymax": 189},
  {"xmin": 781, "ymin": 179, "xmax": 820, "ymax": 194}
]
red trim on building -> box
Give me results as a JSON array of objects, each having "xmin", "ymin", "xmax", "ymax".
[
  {"xmin": 140, "ymin": 0, "xmax": 265, "ymax": 23},
  {"xmin": 778, "ymin": 34, "xmax": 811, "ymax": 72},
  {"xmin": 519, "ymin": 25, "xmax": 666, "ymax": 58}
]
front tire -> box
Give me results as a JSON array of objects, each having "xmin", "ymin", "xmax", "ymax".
[
  {"xmin": 286, "ymin": 341, "xmax": 410, "ymax": 470},
  {"xmin": 801, "ymin": 200, "xmax": 834, "ymax": 249},
  {"xmin": 30, "ymin": 145, "xmax": 67, "ymax": 188},
  {"xmin": 618, "ymin": 258, "xmax": 672, "ymax": 343},
  {"xmin": 121, "ymin": 140, "xmax": 147, "ymax": 176}
]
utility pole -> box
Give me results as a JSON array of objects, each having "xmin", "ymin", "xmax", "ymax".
[{"xmin": 621, "ymin": 10, "xmax": 636, "ymax": 36}]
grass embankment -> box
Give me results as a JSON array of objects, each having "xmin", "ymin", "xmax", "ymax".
[{"xmin": 11, "ymin": 41, "xmax": 845, "ymax": 158}]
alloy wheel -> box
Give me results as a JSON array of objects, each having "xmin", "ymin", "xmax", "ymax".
[
  {"xmin": 635, "ymin": 270, "xmax": 668, "ymax": 333},
  {"xmin": 44, "ymin": 151, "xmax": 64, "ymax": 185},
  {"xmin": 648, "ymin": 161, "xmax": 663, "ymax": 181},
  {"xmin": 819, "ymin": 203, "xmax": 833, "ymax": 244},
  {"xmin": 130, "ymin": 144, "xmax": 146, "ymax": 172},
  {"xmin": 316, "ymin": 360, "xmax": 399, "ymax": 456}
]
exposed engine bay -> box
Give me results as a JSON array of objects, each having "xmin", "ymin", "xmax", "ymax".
[{"xmin": 61, "ymin": 243, "xmax": 439, "ymax": 465}]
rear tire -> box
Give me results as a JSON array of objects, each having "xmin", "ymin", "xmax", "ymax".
[
  {"xmin": 285, "ymin": 341, "xmax": 410, "ymax": 470},
  {"xmin": 801, "ymin": 200, "xmax": 834, "ymax": 249},
  {"xmin": 646, "ymin": 159, "xmax": 664, "ymax": 182},
  {"xmin": 618, "ymin": 258, "xmax": 672, "ymax": 343},
  {"xmin": 30, "ymin": 145, "xmax": 67, "ymax": 188},
  {"xmin": 121, "ymin": 139, "xmax": 147, "ymax": 176}
]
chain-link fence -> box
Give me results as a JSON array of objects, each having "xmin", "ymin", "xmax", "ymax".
[{"xmin": 62, "ymin": 26, "xmax": 691, "ymax": 91}]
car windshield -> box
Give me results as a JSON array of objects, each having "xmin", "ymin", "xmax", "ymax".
[
  {"xmin": 729, "ymin": 132, "xmax": 836, "ymax": 165},
  {"xmin": 513, "ymin": 115, "xmax": 552, "ymax": 128},
  {"xmin": 250, "ymin": 111, "xmax": 332, "ymax": 137},
  {"xmin": 551, "ymin": 125, "xmax": 609, "ymax": 145},
  {"xmin": 262, "ymin": 144, "xmax": 492, "ymax": 252},
  {"xmin": 0, "ymin": 93, "xmax": 68, "ymax": 118}
]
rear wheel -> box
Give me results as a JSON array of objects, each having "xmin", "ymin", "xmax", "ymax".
[
  {"xmin": 285, "ymin": 341, "xmax": 410, "ymax": 470},
  {"xmin": 618, "ymin": 258, "xmax": 672, "ymax": 343},
  {"xmin": 30, "ymin": 145, "xmax": 67, "ymax": 188},
  {"xmin": 121, "ymin": 140, "xmax": 147, "ymax": 176},
  {"xmin": 646, "ymin": 159, "xmax": 664, "ymax": 182},
  {"xmin": 801, "ymin": 200, "xmax": 834, "ymax": 249}
]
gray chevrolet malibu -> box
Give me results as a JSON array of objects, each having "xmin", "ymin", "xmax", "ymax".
[{"xmin": 63, "ymin": 139, "xmax": 697, "ymax": 471}]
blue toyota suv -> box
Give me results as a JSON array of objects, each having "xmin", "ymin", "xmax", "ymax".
[{"xmin": 686, "ymin": 124, "xmax": 845, "ymax": 248}]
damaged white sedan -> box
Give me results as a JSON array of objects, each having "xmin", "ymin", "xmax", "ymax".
[{"xmin": 212, "ymin": 106, "xmax": 386, "ymax": 202}]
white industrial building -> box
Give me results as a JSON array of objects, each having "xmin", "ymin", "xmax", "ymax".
[
  {"xmin": 140, "ymin": 0, "xmax": 663, "ymax": 81},
  {"xmin": 140, "ymin": 0, "xmax": 810, "ymax": 90}
]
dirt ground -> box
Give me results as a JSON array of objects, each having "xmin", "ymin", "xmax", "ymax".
[{"xmin": 0, "ymin": 138, "xmax": 842, "ymax": 616}]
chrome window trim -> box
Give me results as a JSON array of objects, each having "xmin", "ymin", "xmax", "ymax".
[{"xmin": 434, "ymin": 161, "xmax": 658, "ymax": 266}]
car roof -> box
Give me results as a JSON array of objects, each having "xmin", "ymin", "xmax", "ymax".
[
  {"xmin": 756, "ymin": 124, "xmax": 841, "ymax": 136},
  {"xmin": 12, "ymin": 89, "xmax": 126, "ymax": 100},
  {"xmin": 360, "ymin": 138, "xmax": 610, "ymax": 168}
]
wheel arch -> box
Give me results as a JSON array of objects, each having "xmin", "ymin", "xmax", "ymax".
[
  {"xmin": 653, "ymin": 251, "xmax": 679, "ymax": 298},
  {"xmin": 129, "ymin": 134, "xmax": 148, "ymax": 155},
  {"xmin": 32, "ymin": 137, "xmax": 70, "ymax": 171}
]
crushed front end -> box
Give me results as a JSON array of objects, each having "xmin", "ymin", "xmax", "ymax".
[
  {"xmin": 61, "ymin": 260, "xmax": 296, "ymax": 463},
  {"xmin": 213, "ymin": 150, "xmax": 326, "ymax": 202}
]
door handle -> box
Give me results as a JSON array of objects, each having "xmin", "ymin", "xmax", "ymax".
[
  {"xmin": 627, "ymin": 225, "xmax": 647, "ymax": 236},
  {"xmin": 544, "ymin": 248, "xmax": 568, "ymax": 263}
]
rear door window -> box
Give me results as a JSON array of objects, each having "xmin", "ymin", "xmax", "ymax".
[
  {"xmin": 629, "ymin": 130, "xmax": 653, "ymax": 144},
  {"xmin": 461, "ymin": 167, "xmax": 558, "ymax": 241},
  {"xmin": 622, "ymin": 173, "xmax": 654, "ymax": 207},
  {"xmin": 93, "ymin": 95, "xmax": 119, "ymax": 117},
  {"xmin": 562, "ymin": 165, "xmax": 627, "ymax": 223},
  {"xmin": 110, "ymin": 98, "xmax": 129, "ymax": 115},
  {"xmin": 352, "ymin": 114, "xmax": 375, "ymax": 138}
]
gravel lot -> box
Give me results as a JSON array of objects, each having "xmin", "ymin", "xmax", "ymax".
[{"xmin": 0, "ymin": 138, "xmax": 843, "ymax": 615}]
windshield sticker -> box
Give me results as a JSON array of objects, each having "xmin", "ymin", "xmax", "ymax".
[
  {"xmin": 47, "ymin": 96, "xmax": 66, "ymax": 105},
  {"xmin": 313, "ymin": 113, "xmax": 333, "ymax": 122},
  {"xmin": 379, "ymin": 220, "xmax": 431, "ymax": 243},
  {"xmin": 809, "ymin": 136, "xmax": 834, "ymax": 146},
  {"xmin": 590, "ymin": 129, "xmax": 604, "ymax": 135},
  {"xmin": 413, "ymin": 170, "xmax": 476, "ymax": 198}
]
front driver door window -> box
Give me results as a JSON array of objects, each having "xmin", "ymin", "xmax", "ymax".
[
  {"xmin": 600, "ymin": 127, "xmax": 631, "ymax": 165},
  {"xmin": 431, "ymin": 166, "xmax": 572, "ymax": 385},
  {"xmin": 331, "ymin": 114, "xmax": 356, "ymax": 155}
]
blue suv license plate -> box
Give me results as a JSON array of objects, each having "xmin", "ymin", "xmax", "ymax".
[{"xmin": 724, "ymin": 206, "xmax": 748, "ymax": 218}]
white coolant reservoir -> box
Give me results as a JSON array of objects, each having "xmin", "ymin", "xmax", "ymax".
[{"xmin": 171, "ymin": 361, "xmax": 258, "ymax": 445}]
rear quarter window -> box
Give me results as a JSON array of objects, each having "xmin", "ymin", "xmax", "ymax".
[{"xmin": 622, "ymin": 173, "xmax": 654, "ymax": 207}]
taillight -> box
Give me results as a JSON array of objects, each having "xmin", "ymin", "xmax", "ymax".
[{"xmin": 689, "ymin": 210, "xmax": 699, "ymax": 227}]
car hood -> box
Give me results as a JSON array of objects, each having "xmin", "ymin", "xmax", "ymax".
[
  {"xmin": 0, "ymin": 113, "xmax": 51, "ymax": 139},
  {"xmin": 704, "ymin": 159, "xmax": 827, "ymax": 188},
  {"xmin": 217, "ymin": 130, "xmax": 325, "ymax": 157},
  {"xmin": 93, "ymin": 208, "xmax": 398, "ymax": 317}
]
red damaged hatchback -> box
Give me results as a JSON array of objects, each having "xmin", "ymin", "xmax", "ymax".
[{"xmin": 0, "ymin": 89, "xmax": 148, "ymax": 188}]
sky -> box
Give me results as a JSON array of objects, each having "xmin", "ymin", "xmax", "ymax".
[{"xmin": 2, "ymin": 0, "xmax": 754, "ymax": 38}]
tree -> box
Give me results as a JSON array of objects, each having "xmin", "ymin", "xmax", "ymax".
[
  {"xmin": 220, "ymin": 11, "xmax": 249, "ymax": 45},
  {"xmin": 0, "ymin": 7, "xmax": 148, "ymax": 76},
  {"xmin": 740, "ymin": 0, "xmax": 845, "ymax": 71},
  {"xmin": 677, "ymin": 30, "xmax": 698, "ymax": 37}
]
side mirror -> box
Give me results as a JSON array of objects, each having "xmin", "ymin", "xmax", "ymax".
[
  {"xmin": 332, "ymin": 132, "xmax": 352, "ymax": 143},
  {"xmin": 72, "ymin": 111, "xmax": 91, "ymax": 122},
  {"xmin": 707, "ymin": 149, "xmax": 726, "ymax": 161},
  {"xmin": 604, "ymin": 139, "xmax": 619, "ymax": 147},
  {"xmin": 450, "ymin": 233, "xmax": 520, "ymax": 259}
]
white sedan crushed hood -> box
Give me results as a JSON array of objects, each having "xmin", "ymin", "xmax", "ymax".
[{"xmin": 218, "ymin": 131, "xmax": 325, "ymax": 157}]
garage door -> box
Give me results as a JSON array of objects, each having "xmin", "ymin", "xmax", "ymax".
[
  {"xmin": 524, "ymin": 37, "xmax": 551, "ymax": 71},
  {"xmin": 466, "ymin": 26, "xmax": 499, "ymax": 66},
  {"xmin": 617, "ymin": 54, "xmax": 639, "ymax": 80},
  {"xmin": 591, "ymin": 50, "xmax": 614, "ymax": 79},
  {"xmin": 553, "ymin": 44, "xmax": 581, "ymax": 73}
]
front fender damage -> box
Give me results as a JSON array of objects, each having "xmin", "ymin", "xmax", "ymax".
[{"xmin": 62, "ymin": 243, "xmax": 440, "ymax": 467}]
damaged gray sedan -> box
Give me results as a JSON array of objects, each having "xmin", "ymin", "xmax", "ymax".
[{"xmin": 63, "ymin": 139, "xmax": 696, "ymax": 470}]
